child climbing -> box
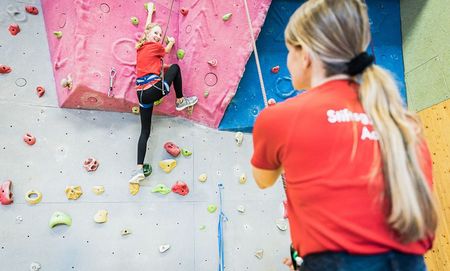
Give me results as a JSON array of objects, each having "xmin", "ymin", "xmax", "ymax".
[{"xmin": 129, "ymin": 2, "xmax": 198, "ymax": 184}]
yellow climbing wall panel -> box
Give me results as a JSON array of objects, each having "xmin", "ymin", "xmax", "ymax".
[{"xmin": 418, "ymin": 99, "xmax": 450, "ymax": 271}]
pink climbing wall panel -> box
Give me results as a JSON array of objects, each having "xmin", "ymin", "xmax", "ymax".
[{"xmin": 41, "ymin": 0, "xmax": 272, "ymax": 128}]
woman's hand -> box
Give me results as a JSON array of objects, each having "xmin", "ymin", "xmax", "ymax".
[
  {"xmin": 283, "ymin": 257, "xmax": 296, "ymax": 270},
  {"xmin": 167, "ymin": 37, "xmax": 175, "ymax": 44},
  {"xmin": 146, "ymin": 2, "xmax": 155, "ymax": 14}
]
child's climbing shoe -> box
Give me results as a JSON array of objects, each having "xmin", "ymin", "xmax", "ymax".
[
  {"xmin": 129, "ymin": 168, "xmax": 145, "ymax": 184},
  {"xmin": 176, "ymin": 96, "xmax": 198, "ymax": 111}
]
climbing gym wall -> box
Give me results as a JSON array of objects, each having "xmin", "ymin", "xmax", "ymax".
[{"xmin": 401, "ymin": 0, "xmax": 450, "ymax": 270}]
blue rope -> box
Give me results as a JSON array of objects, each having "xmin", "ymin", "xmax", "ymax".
[{"xmin": 218, "ymin": 183, "xmax": 228, "ymax": 271}]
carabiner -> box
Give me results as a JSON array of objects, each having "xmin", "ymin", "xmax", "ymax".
[{"xmin": 108, "ymin": 67, "xmax": 117, "ymax": 97}]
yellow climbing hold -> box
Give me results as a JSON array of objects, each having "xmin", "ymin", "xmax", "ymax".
[
  {"xmin": 159, "ymin": 159, "xmax": 177, "ymax": 173},
  {"xmin": 132, "ymin": 106, "xmax": 140, "ymax": 114},
  {"xmin": 129, "ymin": 183, "xmax": 140, "ymax": 195},
  {"xmin": 65, "ymin": 186, "xmax": 83, "ymax": 200},
  {"xmin": 222, "ymin": 13, "xmax": 232, "ymax": 21}
]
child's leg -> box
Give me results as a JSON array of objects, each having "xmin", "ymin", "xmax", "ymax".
[
  {"xmin": 164, "ymin": 64, "xmax": 183, "ymax": 98},
  {"xmin": 137, "ymin": 104, "xmax": 153, "ymax": 165}
]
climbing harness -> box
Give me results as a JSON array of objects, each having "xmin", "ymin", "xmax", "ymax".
[
  {"xmin": 108, "ymin": 67, "xmax": 116, "ymax": 97},
  {"xmin": 217, "ymin": 183, "xmax": 228, "ymax": 271},
  {"xmin": 137, "ymin": 74, "xmax": 170, "ymax": 108}
]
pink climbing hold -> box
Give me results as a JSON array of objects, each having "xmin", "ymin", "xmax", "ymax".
[
  {"xmin": 25, "ymin": 6, "xmax": 39, "ymax": 15},
  {"xmin": 36, "ymin": 86, "xmax": 45, "ymax": 97},
  {"xmin": 207, "ymin": 59, "xmax": 218, "ymax": 67},
  {"xmin": 0, "ymin": 180, "xmax": 13, "ymax": 205},
  {"xmin": 0, "ymin": 65, "xmax": 12, "ymax": 74},
  {"xmin": 164, "ymin": 142, "xmax": 180, "ymax": 157},
  {"xmin": 83, "ymin": 157, "xmax": 99, "ymax": 172},
  {"xmin": 271, "ymin": 66, "xmax": 280, "ymax": 73},
  {"xmin": 268, "ymin": 98, "xmax": 276, "ymax": 106},
  {"xmin": 283, "ymin": 200, "xmax": 288, "ymax": 219},
  {"xmin": 180, "ymin": 8, "xmax": 188, "ymax": 16},
  {"xmin": 171, "ymin": 181, "xmax": 189, "ymax": 196},
  {"xmin": 23, "ymin": 133, "xmax": 36, "ymax": 145},
  {"xmin": 8, "ymin": 24, "xmax": 20, "ymax": 36}
]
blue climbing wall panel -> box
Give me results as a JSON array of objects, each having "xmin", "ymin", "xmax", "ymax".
[{"xmin": 219, "ymin": 0, "xmax": 406, "ymax": 132}]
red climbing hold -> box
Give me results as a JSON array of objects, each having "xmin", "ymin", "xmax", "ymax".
[
  {"xmin": 25, "ymin": 6, "xmax": 39, "ymax": 15},
  {"xmin": 0, "ymin": 65, "xmax": 12, "ymax": 74},
  {"xmin": 36, "ymin": 86, "xmax": 45, "ymax": 97},
  {"xmin": 180, "ymin": 8, "xmax": 189, "ymax": 16},
  {"xmin": 8, "ymin": 24, "xmax": 20, "ymax": 36},
  {"xmin": 171, "ymin": 181, "xmax": 189, "ymax": 196},
  {"xmin": 283, "ymin": 200, "xmax": 288, "ymax": 219},
  {"xmin": 271, "ymin": 65, "xmax": 280, "ymax": 73},
  {"xmin": 83, "ymin": 157, "xmax": 99, "ymax": 172},
  {"xmin": 0, "ymin": 180, "xmax": 13, "ymax": 205},
  {"xmin": 23, "ymin": 133, "xmax": 36, "ymax": 145},
  {"xmin": 164, "ymin": 142, "xmax": 180, "ymax": 157}
]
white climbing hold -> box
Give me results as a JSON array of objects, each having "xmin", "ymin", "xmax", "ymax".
[
  {"xmin": 255, "ymin": 249, "xmax": 264, "ymax": 259},
  {"xmin": 203, "ymin": 90, "xmax": 209, "ymax": 98},
  {"xmin": 159, "ymin": 244, "xmax": 171, "ymax": 253},
  {"xmin": 94, "ymin": 209, "xmax": 108, "ymax": 223},
  {"xmin": 16, "ymin": 215, "xmax": 23, "ymax": 224},
  {"xmin": 276, "ymin": 218, "xmax": 288, "ymax": 231},
  {"xmin": 198, "ymin": 173, "xmax": 208, "ymax": 183},
  {"xmin": 199, "ymin": 225, "xmax": 206, "ymax": 231},
  {"xmin": 92, "ymin": 186, "xmax": 105, "ymax": 195},
  {"xmin": 235, "ymin": 132, "xmax": 243, "ymax": 146},
  {"xmin": 121, "ymin": 228, "xmax": 132, "ymax": 236},
  {"xmin": 239, "ymin": 173, "xmax": 247, "ymax": 184},
  {"xmin": 29, "ymin": 262, "xmax": 41, "ymax": 271},
  {"xmin": 237, "ymin": 205, "xmax": 245, "ymax": 213}
]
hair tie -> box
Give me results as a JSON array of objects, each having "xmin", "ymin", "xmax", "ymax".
[{"xmin": 346, "ymin": 52, "xmax": 374, "ymax": 76}]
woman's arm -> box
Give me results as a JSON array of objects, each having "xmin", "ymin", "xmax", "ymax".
[
  {"xmin": 145, "ymin": 2, "xmax": 155, "ymax": 28},
  {"xmin": 252, "ymin": 166, "xmax": 282, "ymax": 189}
]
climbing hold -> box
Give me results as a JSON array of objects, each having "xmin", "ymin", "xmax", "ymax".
[
  {"xmin": 16, "ymin": 215, "xmax": 23, "ymax": 224},
  {"xmin": 131, "ymin": 106, "xmax": 139, "ymax": 114},
  {"xmin": 171, "ymin": 181, "xmax": 189, "ymax": 196},
  {"xmin": 8, "ymin": 24, "xmax": 20, "ymax": 36},
  {"xmin": 207, "ymin": 59, "xmax": 218, "ymax": 67},
  {"xmin": 144, "ymin": 3, "xmax": 156, "ymax": 12},
  {"xmin": 203, "ymin": 90, "xmax": 209, "ymax": 98},
  {"xmin": 159, "ymin": 159, "xmax": 177, "ymax": 173},
  {"xmin": 25, "ymin": 6, "xmax": 39, "ymax": 15},
  {"xmin": 159, "ymin": 244, "xmax": 170, "ymax": 253},
  {"xmin": 36, "ymin": 86, "xmax": 45, "ymax": 97},
  {"xmin": 53, "ymin": 31, "xmax": 63, "ymax": 39},
  {"xmin": 61, "ymin": 74, "xmax": 73, "ymax": 89},
  {"xmin": 181, "ymin": 148, "xmax": 192, "ymax": 157},
  {"xmin": 154, "ymin": 98, "xmax": 163, "ymax": 105},
  {"xmin": 222, "ymin": 13, "xmax": 232, "ymax": 21},
  {"xmin": 121, "ymin": 228, "xmax": 132, "ymax": 236},
  {"xmin": 180, "ymin": 8, "xmax": 188, "ymax": 16},
  {"xmin": 129, "ymin": 183, "xmax": 140, "ymax": 195},
  {"xmin": 176, "ymin": 49, "xmax": 185, "ymax": 60},
  {"xmin": 130, "ymin": 16, "xmax": 139, "ymax": 25},
  {"xmin": 143, "ymin": 163, "xmax": 152, "ymax": 177},
  {"xmin": 23, "ymin": 133, "xmax": 36, "ymax": 145},
  {"xmin": 198, "ymin": 173, "xmax": 207, "ymax": 183},
  {"xmin": 164, "ymin": 142, "xmax": 181, "ymax": 157},
  {"xmin": 25, "ymin": 190, "xmax": 42, "ymax": 205},
  {"xmin": 0, "ymin": 65, "xmax": 12, "ymax": 74},
  {"xmin": 276, "ymin": 218, "xmax": 288, "ymax": 231},
  {"xmin": 49, "ymin": 211, "xmax": 72, "ymax": 228},
  {"xmin": 237, "ymin": 205, "xmax": 245, "ymax": 213},
  {"xmin": 235, "ymin": 132, "xmax": 243, "ymax": 146},
  {"xmin": 207, "ymin": 204, "xmax": 217, "ymax": 213},
  {"xmin": 83, "ymin": 157, "xmax": 99, "ymax": 172},
  {"xmin": 94, "ymin": 209, "xmax": 108, "ymax": 223},
  {"xmin": 271, "ymin": 65, "xmax": 280, "ymax": 73},
  {"xmin": 29, "ymin": 262, "xmax": 41, "ymax": 271},
  {"xmin": 283, "ymin": 200, "xmax": 288, "ymax": 219},
  {"xmin": 0, "ymin": 180, "xmax": 13, "ymax": 205},
  {"xmin": 255, "ymin": 249, "xmax": 264, "ymax": 259},
  {"xmin": 239, "ymin": 173, "xmax": 247, "ymax": 184},
  {"xmin": 151, "ymin": 184, "xmax": 171, "ymax": 195},
  {"xmin": 199, "ymin": 225, "xmax": 206, "ymax": 231},
  {"xmin": 268, "ymin": 98, "xmax": 276, "ymax": 106},
  {"xmin": 65, "ymin": 186, "xmax": 83, "ymax": 200},
  {"xmin": 92, "ymin": 186, "xmax": 105, "ymax": 195}
]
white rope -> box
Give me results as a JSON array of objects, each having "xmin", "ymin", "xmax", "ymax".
[{"xmin": 243, "ymin": 0, "xmax": 268, "ymax": 108}]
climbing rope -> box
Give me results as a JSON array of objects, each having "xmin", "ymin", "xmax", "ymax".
[
  {"xmin": 160, "ymin": 0, "xmax": 176, "ymax": 96},
  {"xmin": 243, "ymin": 0, "xmax": 268, "ymax": 107},
  {"xmin": 217, "ymin": 183, "xmax": 228, "ymax": 271}
]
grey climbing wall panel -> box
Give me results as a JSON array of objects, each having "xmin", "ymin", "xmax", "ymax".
[{"xmin": 0, "ymin": 0, "xmax": 289, "ymax": 270}]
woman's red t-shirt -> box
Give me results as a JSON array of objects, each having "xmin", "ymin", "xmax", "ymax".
[
  {"xmin": 136, "ymin": 41, "xmax": 165, "ymax": 77},
  {"xmin": 251, "ymin": 79, "xmax": 434, "ymax": 257}
]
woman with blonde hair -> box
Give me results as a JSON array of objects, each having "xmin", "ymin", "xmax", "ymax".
[{"xmin": 251, "ymin": 0, "xmax": 437, "ymax": 270}]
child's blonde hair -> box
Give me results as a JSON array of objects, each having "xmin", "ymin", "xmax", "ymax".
[{"xmin": 136, "ymin": 23, "xmax": 160, "ymax": 49}]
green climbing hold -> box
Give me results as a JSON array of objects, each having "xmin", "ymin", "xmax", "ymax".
[
  {"xmin": 222, "ymin": 13, "xmax": 232, "ymax": 21},
  {"xmin": 130, "ymin": 16, "xmax": 139, "ymax": 25},
  {"xmin": 207, "ymin": 204, "xmax": 217, "ymax": 213},
  {"xmin": 181, "ymin": 148, "xmax": 192, "ymax": 157},
  {"xmin": 53, "ymin": 31, "xmax": 63, "ymax": 39},
  {"xmin": 143, "ymin": 163, "xmax": 152, "ymax": 177},
  {"xmin": 152, "ymin": 184, "xmax": 171, "ymax": 195},
  {"xmin": 177, "ymin": 49, "xmax": 185, "ymax": 60},
  {"xmin": 154, "ymin": 98, "xmax": 163, "ymax": 106}
]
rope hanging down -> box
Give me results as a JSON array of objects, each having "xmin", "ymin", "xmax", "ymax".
[
  {"xmin": 243, "ymin": 0, "xmax": 268, "ymax": 107},
  {"xmin": 217, "ymin": 183, "xmax": 228, "ymax": 271}
]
